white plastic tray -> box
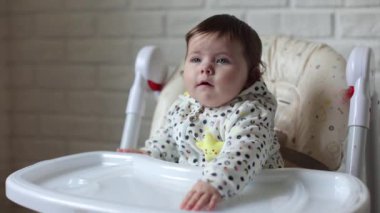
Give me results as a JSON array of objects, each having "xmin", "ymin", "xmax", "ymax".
[{"xmin": 6, "ymin": 151, "xmax": 369, "ymax": 213}]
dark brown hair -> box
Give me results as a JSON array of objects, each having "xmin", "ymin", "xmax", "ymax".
[{"xmin": 185, "ymin": 14, "xmax": 263, "ymax": 86}]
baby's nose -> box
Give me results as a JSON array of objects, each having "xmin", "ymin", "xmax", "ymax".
[{"xmin": 201, "ymin": 63, "xmax": 214, "ymax": 75}]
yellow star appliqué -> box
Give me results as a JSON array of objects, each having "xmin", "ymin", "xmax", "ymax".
[{"xmin": 196, "ymin": 132, "xmax": 224, "ymax": 162}]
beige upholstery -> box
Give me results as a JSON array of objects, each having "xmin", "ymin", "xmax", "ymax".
[{"xmin": 150, "ymin": 36, "xmax": 349, "ymax": 171}]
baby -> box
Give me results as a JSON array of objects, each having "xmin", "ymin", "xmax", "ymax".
[{"xmin": 119, "ymin": 14, "xmax": 284, "ymax": 211}]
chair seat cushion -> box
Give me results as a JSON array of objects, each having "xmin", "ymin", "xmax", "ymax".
[{"xmin": 261, "ymin": 36, "xmax": 349, "ymax": 170}]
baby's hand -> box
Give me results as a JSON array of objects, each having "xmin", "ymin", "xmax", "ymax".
[
  {"xmin": 116, "ymin": 148, "xmax": 146, "ymax": 154},
  {"xmin": 180, "ymin": 180, "xmax": 221, "ymax": 211}
]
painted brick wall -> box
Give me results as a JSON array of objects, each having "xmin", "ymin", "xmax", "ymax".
[{"xmin": 3, "ymin": 0, "xmax": 380, "ymax": 212}]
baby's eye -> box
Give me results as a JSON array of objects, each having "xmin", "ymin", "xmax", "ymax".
[
  {"xmin": 216, "ymin": 58, "xmax": 230, "ymax": 64},
  {"xmin": 190, "ymin": 57, "xmax": 201, "ymax": 63}
]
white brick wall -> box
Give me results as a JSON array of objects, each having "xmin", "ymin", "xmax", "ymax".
[
  {"xmin": 98, "ymin": 12, "xmax": 165, "ymax": 37},
  {"xmin": 131, "ymin": 0, "xmax": 204, "ymax": 9},
  {"xmin": 2, "ymin": 0, "xmax": 380, "ymax": 212},
  {"xmin": 35, "ymin": 13, "xmax": 96, "ymax": 37},
  {"xmin": 247, "ymin": 12, "xmax": 333, "ymax": 37},
  {"xmin": 338, "ymin": 11, "xmax": 380, "ymax": 37}
]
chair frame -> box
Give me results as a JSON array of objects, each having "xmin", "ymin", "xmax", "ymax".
[{"xmin": 120, "ymin": 44, "xmax": 377, "ymax": 212}]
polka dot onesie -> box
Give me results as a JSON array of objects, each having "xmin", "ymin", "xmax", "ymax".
[{"xmin": 142, "ymin": 80, "xmax": 284, "ymax": 199}]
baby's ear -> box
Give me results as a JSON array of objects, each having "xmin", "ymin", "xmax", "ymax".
[
  {"xmin": 243, "ymin": 73, "xmax": 251, "ymax": 88},
  {"xmin": 244, "ymin": 67, "xmax": 259, "ymax": 88}
]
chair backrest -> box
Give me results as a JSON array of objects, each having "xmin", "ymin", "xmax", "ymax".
[{"xmin": 150, "ymin": 36, "xmax": 349, "ymax": 171}]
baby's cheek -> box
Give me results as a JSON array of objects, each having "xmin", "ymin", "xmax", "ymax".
[{"xmin": 219, "ymin": 73, "xmax": 245, "ymax": 93}]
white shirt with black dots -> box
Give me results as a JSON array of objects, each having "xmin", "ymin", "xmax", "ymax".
[{"xmin": 142, "ymin": 80, "xmax": 284, "ymax": 199}]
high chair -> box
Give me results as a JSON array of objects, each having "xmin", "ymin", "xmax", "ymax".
[{"xmin": 6, "ymin": 36, "xmax": 376, "ymax": 213}]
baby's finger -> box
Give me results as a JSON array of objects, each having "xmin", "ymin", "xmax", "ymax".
[
  {"xmin": 193, "ymin": 193, "xmax": 210, "ymax": 211},
  {"xmin": 207, "ymin": 194, "xmax": 220, "ymax": 211},
  {"xmin": 116, "ymin": 148, "xmax": 145, "ymax": 154},
  {"xmin": 183, "ymin": 191, "xmax": 202, "ymax": 210},
  {"xmin": 180, "ymin": 190, "xmax": 195, "ymax": 209}
]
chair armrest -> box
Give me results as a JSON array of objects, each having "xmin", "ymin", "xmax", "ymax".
[
  {"xmin": 120, "ymin": 46, "xmax": 165, "ymax": 149},
  {"xmin": 345, "ymin": 47, "xmax": 374, "ymax": 178}
]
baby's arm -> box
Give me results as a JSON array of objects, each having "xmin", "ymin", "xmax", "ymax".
[
  {"xmin": 142, "ymin": 102, "xmax": 181, "ymax": 162},
  {"xmin": 202, "ymin": 102, "xmax": 280, "ymax": 199},
  {"xmin": 118, "ymin": 130, "xmax": 179, "ymax": 161}
]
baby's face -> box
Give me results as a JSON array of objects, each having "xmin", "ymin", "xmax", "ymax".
[{"xmin": 184, "ymin": 33, "xmax": 249, "ymax": 107}]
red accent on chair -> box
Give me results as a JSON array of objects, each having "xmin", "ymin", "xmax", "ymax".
[
  {"xmin": 147, "ymin": 80, "xmax": 163, "ymax": 91},
  {"xmin": 346, "ymin": 86, "xmax": 355, "ymax": 99}
]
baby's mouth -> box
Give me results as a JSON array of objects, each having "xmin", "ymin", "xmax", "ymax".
[{"xmin": 197, "ymin": 81, "xmax": 213, "ymax": 87}]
